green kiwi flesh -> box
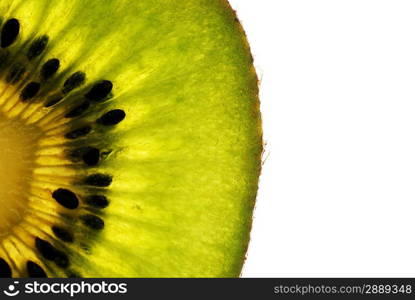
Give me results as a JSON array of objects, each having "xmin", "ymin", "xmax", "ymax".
[{"xmin": 0, "ymin": 0, "xmax": 262, "ymax": 278}]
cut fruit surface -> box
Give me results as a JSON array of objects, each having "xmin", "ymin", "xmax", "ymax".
[{"xmin": 0, "ymin": 0, "xmax": 262, "ymax": 277}]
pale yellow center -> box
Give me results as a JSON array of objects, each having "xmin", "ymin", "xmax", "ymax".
[{"xmin": 0, "ymin": 116, "xmax": 41, "ymax": 237}]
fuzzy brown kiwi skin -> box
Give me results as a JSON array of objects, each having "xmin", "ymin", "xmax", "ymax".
[{"xmin": 221, "ymin": 0, "xmax": 263, "ymax": 277}]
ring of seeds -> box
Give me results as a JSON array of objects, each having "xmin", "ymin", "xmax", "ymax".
[{"xmin": 0, "ymin": 18, "xmax": 126, "ymax": 278}]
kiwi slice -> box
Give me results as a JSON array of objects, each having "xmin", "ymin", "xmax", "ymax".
[{"xmin": 0, "ymin": 0, "xmax": 261, "ymax": 278}]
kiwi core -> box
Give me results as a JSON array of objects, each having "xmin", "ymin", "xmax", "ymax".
[{"xmin": 0, "ymin": 117, "xmax": 40, "ymax": 236}]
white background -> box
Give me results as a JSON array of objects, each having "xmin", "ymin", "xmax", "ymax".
[{"xmin": 229, "ymin": 0, "xmax": 415, "ymax": 277}]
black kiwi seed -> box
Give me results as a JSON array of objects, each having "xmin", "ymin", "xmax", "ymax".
[
  {"xmin": 84, "ymin": 173, "xmax": 112, "ymax": 187},
  {"xmin": 62, "ymin": 71, "xmax": 86, "ymax": 94},
  {"xmin": 82, "ymin": 147, "xmax": 100, "ymax": 166},
  {"xmin": 20, "ymin": 82, "xmax": 40, "ymax": 101},
  {"xmin": 35, "ymin": 237, "xmax": 57, "ymax": 260},
  {"xmin": 41, "ymin": 58, "xmax": 60, "ymax": 80},
  {"xmin": 35, "ymin": 237, "xmax": 69, "ymax": 268},
  {"xmin": 68, "ymin": 146, "xmax": 100, "ymax": 165},
  {"xmin": 27, "ymin": 35, "xmax": 49, "ymax": 60},
  {"xmin": 27, "ymin": 261, "xmax": 47, "ymax": 278},
  {"xmin": 85, "ymin": 80, "xmax": 113, "ymax": 101},
  {"xmin": 80, "ymin": 214, "xmax": 105, "ymax": 230},
  {"xmin": 0, "ymin": 258, "xmax": 11, "ymax": 277},
  {"xmin": 64, "ymin": 100, "xmax": 90, "ymax": 118},
  {"xmin": 6, "ymin": 62, "xmax": 25, "ymax": 83},
  {"xmin": 1, "ymin": 18, "xmax": 19, "ymax": 48},
  {"xmin": 97, "ymin": 109, "xmax": 126, "ymax": 126},
  {"xmin": 65, "ymin": 126, "xmax": 92, "ymax": 139},
  {"xmin": 52, "ymin": 226, "xmax": 74, "ymax": 243},
  {"xmin": 52, "ymin": 188, "xmax": 79, "ymax": 209},
  {"xmin": 85, "ymin": 195, "xmax": 109, "ymax": 209}
]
